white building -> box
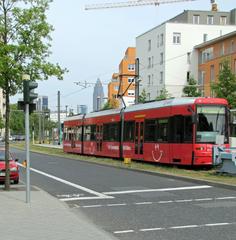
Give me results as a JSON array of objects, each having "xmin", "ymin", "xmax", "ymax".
[
  {"xmin": 50, "ymin": 111, "xmax": 67, "ymax": 123},
  {"xmin": 136, "ymin": 8, "xmax": 236, "ymax": 100}
]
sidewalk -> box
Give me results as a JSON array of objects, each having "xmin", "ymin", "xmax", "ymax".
[{"xmin": 0, "ymin": 184, "xmax": 117, "ymax": 240}]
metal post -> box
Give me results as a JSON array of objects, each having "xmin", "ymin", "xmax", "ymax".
[
  {"xmin": 57, "ymin": 91, "xmax": 61, "ymax": 145},
  {"xmin": 25, "ymin": 103, "xmax": 30, "ymax": 203},
  {"xmin": 42, "ymin": 111, "xmax": 45, "ymax": 143},
  {"xmin": 135, "ymin": 58, "xmax": 140, "ymax": 104},
  {"xmin": 38, "ymin": 112, "xmax": 42, "ymax": 144}
]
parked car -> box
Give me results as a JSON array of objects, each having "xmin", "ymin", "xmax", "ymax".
[{"xmin": 0, "ymin": 149, "xmax": 19, "ymax": 184}]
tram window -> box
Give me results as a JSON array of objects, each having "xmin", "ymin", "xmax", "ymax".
[
  {"xmin": 145, "ymin": 119, "xmax": 157, "ymax": 142},
  {"xmin": 75, "ymin": 126, "xmax": 82, "ymax": 141},
  {"xmin": 83, "ymin": 125, "xmax": 96, "ymax": 141},
  {"xmin": 90, "ymin": 125, "xmax": 96, "ymax": 141},
  {"xmin": 103, "ymin": 123, "xmax": 120, "ymax": 141},
  {"xmin": 68, "ymin": 128, "xmax": 74, "ymax": 141},
  {"xmin": 124, "ymin": 121, "xmax": 135, "ymax": 142},
  {"xmin": 173, "ymin": 116, "xmax": 184, "ymax": 143},
  {"xmin": 157, "ymin": 119, "xmax": 168, "ymax": 142},
  {"xmin": 184, "ymin": 116, "xmax": 193, "ymax": 143}
]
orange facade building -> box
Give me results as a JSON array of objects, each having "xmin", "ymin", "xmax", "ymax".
[
  {"xmin": 108, "ymin": 47, "xmax": 136, "ymax": 106},
  {"xmin": 196, "ymin": 31, "xmax": 236, "ymax": 96}
]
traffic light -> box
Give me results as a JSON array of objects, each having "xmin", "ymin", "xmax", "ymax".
[{"xmin": 23, "ymin": 80, "xmax": 38, "ymax": 104}]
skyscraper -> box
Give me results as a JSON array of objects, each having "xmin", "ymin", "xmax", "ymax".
[{"xmin": 93, "ymin": 78, "xmax": 104, "ymax": 111}]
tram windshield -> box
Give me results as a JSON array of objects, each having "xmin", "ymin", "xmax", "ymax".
[{"xmin": 196, "ymin": 105, "xmax": 228, "ymax": 143}]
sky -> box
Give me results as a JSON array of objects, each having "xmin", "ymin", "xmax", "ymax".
[{"xmin": 11, "ymin": 0, "xmax": 236, "ymax": 113}]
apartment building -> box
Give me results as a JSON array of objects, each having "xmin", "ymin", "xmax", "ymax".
[
  {"xmin": 108, "ymin": 73, "xmax": 119, "ymax": 100},
  {"xmin": 136, "ymin": 7, "xmax": 236, "ymax": 100},
  {"xmin": 195, "ymin": 30, "xmax": 236, "ymax": 96},
  {"xmin": 108, "ymin": 47, "xmax": 136, "ymax": 107}
]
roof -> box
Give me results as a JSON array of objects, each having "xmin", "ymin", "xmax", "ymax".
[{"xmin": 195, "ymin": 30, "xmax": 236, "ymax": 49}]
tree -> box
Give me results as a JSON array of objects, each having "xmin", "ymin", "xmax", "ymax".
[
  {"xmin": 0, "ymin": 0, "xmax": 67, "ymax": 190},
  {"xmin": 182, "ymin": 76, "xmax": 201, "ymax": 97},
  {"xmin": 211, "ymin": 59, "xmax": 236, "ymax": 108},
  {"xmin": 138, "ymin": 89, "xmax": 147, "ymax": 103},
  {"xmin": 10, "ymin": 104, "xmax": 24, "ymax": 134},
  {"xmin": 156, "ymin": 88, "xmax": 171, "ymax": 101},
  {"xmin": 102, "ymin": 98, "xmax": 120, "ymax": 110}
]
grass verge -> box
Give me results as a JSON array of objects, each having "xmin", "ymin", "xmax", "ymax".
[{"xmin": 12, "ymin": 142, "xmax": 236, "ymax": 186}]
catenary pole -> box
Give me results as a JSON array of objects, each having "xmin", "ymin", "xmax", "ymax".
[{"xmin": 57, "ymin": 91, "xmax": 61, "ymax": 145}]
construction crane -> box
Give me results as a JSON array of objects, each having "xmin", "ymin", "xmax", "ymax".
[{"xmin": 85, "ymin": 0, "xmax": 198, "ymax": 11}]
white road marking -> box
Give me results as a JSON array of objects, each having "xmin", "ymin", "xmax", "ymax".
[
  {"xmin": 204, "ymin": 223, "xmax": 230, "ymax": 227},
  {"xmin": 114, "ymin": 230, "xmax": 134, "ymax": 234},
  {"xmin": 73, "ymin": 204, "xmax": 80, "ymax": 208},
  {"xmin": 135, "ymin": 202, "xmax": 153, "ymax": 205},
  {"xmin": 113, "ymin": 222, "xmax": 236, "ymax": 234},
  {"xmin": 107, "ymin": 203, "xmax": 127, "ymax": 207},
  {"xmin": 170, "ymin": 225, "xmax": 198, "ymax": 229},
  {"xmin": 83, "ymin": 205, "xmax": 103, "ymax": 208},
  {"xmin": 140, "ymin": 227, "xmax": 164, "ymax": 232},
  {"xmin": 18, "ymin": 163, "xmax": 113, "ymax": 200},
  {"xmin": 60, "ymin": 196, "xmax": 114, "ymax": 201},
  {"xmin": 75, "ymin": 196, "xmax": 236, "ymax": 208},
  {"xmin": 103, "ymin": 185, "xmax": 212, "ymax": 195},
  {"xmin": 194, "ymin": 198, "xmax": 213, "ymax": 201},
  {"xmin": 175, "ymin": 199, "xmax": 193, "ymax": 203},
  {"xmin": 216, "ymin": 196, "xmax": 236, "ymax": 200},
  {"xmin": 159, "ymin": 200, "xmax": 173, "ymax": 203}
]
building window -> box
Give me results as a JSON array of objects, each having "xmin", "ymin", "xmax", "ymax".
[
  {"xmin": 203, "ymin": 33, "xmax": 208, "ymax": 42},
  {"xmin": 151, "ymin": 56, "xmax": 154, "ymax": 68},
  {"xmin": 231, "ymin": 40, "xmax": 235, "ymax": 53},
  {"xmin": 148, "ymin": 39, "xmax": 151, "ymax": 51},
  {"xmin": 198, "ymin": 71, "xmax": 205, "ymax": 86},
  {"xmin": 220, "ymin": 16, "xmax": 227, "ymax": 25},
  {"xmin": 160, "ymin": 52, "xmax": 164, "ymax": 65},
  {"xmin": 148, "ymin": 57, "xmax": 151, "ymax": 68},
  {"xmin": 210, "ymin": 65, "xmax": 215, "ymax": 82},
  {"xmin": 219, "ymin": 63, "xmax": 223, "ymax": 71},
  {"xmin": 187, "ymin": 71, "xmax": 190, "ymax": 82},
  {"xmin": 220, "ymin": 43, "xmax": 224, "ymax": 56},
  {"xmin": 128, "ymin": 77, "xmax": 134, "ymax": 83},
  {"xmin": 157, "ymin": 35, "xmax": 159, "ymax": 47},
  {"xmin": 201, "ymin": 47, "xmax": 213, "ymax": 63},
  {"xmin": 160, "ymin": 33, "xmax": 164, "ymax": 46},
  {"xmin": 207, "ymin": 15, "xmax": 214, "ymax": 25},
  {"xmin": 128, "ymin": 90, "xmax": 135, "ymax": 96},
  {"xmin": 114, "ymin": 86, "xmax": 119, "ymax": 91},
  {"xmin": 151, "ymin": 74, "xmax": 154, "ymax": 85},
  {"xmin": 128, "ymin": 64, "xmax": 135, "ymax": 71},
  {"xmin": 193, "ymin": 15, "xmax": 200, "ymax": 24},
  {"xmin": 187, "ymin": 52, "xmax": 191, "ymax": 64},
  {"xmin": 160, "ymin": 71, "xmax": 163, "ymax": 84},
  {"xmin": 173, "ymin": 32, "xmax": 181, "ymax": 44}
]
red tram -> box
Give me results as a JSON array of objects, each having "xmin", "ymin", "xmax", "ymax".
[{"xmin": 63, "ymin": 97, "xmax": 229, "ymax": 166}]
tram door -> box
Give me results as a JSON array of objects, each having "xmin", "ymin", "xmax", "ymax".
[
  {"xmin": 96, "ymin": 125, "xmax": 103, "ymax": 152},
  {"xmin": 71, "ymin": 128, "xmax": 76, "ymax": 149},
  {"xmin": 134, "ymin": 120, "xmax": 144, "ymax": 159}
]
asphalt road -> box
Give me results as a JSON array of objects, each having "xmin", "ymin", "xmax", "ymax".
[{"xmin": 13, "ymin": 148, "xmax": 236, "ymax": 240}]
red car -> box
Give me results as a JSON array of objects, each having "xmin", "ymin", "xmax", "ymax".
[{"xmin": 0, "ymin": 150, "xmax": 19, "ymax": 184}]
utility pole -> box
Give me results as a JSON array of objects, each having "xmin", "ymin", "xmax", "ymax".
[
  {"xmin": 65, "ymin": 105, "xmax": 68, "ymax": 117},
  {"xmin": 135, "ymin": 58, "xmax": 140, "ymax": 104},
  {"xmin": 57, "ymin": 91, "xmax": 61, "ymax": 145}
]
